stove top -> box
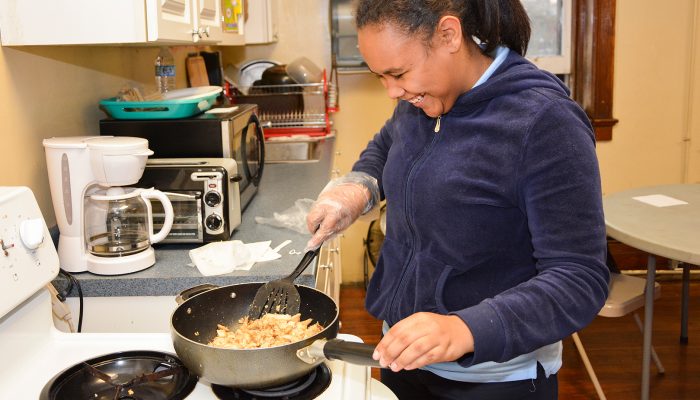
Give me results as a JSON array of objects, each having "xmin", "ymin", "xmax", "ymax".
[
  {"xmin": 40, "ymin": 350, "xmax": 198, "ymax": 399},
  {"xmin": 0, "ymin": 290, "xmax": 395, "ymax": 399},
  {"xmin": 210, "ymin": 364, "xmax": 332, "ymax": 399},
  {"xmin": 0, "ymin": 186, "xmax": 395, "ymax": 400}
]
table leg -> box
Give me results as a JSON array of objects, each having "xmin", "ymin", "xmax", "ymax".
[
  {"xmin": 641, "ymin": 255, "xmax": 656, "ymax": 400},
  {"xmin": 681, "ymin": 262, "xmax": 689, "ymax": 344}
]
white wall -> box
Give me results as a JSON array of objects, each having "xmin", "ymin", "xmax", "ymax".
[{"xmin": 597, "ymin": 0, "xmax": 700, "ymax": 191}]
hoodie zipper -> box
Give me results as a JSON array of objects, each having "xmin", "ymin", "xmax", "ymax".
[
  {"xmin": 386, "ymin": 124, "xmax": 441, "ymax": 324},
  {"xmin": 434, "ymin": 116, "xmax": 441, "ymax": 133}
]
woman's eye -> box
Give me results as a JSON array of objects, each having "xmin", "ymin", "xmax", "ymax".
[{"xmin": 393, "ymin": 73, "xmax": 404, "ymax": 79}]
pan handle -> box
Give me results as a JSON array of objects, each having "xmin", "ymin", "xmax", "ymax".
[
  {"xmin": 175, "ymin": 283, "xmax": 220, "ymax": 305},
  {"xmin": 297, "ymin": 339, "xmax": 382, "ymax": 368}
]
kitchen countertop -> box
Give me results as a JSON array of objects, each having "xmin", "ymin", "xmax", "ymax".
[{"xmin": 61, "ymin": 137, "xmax": 335, "ymax": 297}]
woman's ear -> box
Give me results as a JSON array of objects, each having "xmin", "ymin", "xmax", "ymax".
[{"xmin": 435, "ymin": 15, "xmax": 463, "ymax": 53}]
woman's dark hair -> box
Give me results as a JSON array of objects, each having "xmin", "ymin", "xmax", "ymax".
[{"xmin": 355, "ymin": 0, "xmax": 531, "ymax": 56}]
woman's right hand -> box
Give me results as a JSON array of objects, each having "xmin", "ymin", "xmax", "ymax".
[{"xmin": 305, "ymin": 183, "xmax": 371, "ymax": 250}]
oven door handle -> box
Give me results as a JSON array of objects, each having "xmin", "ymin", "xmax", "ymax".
[
  {"xmin": 230, "ymin": 174, "xmax": 243, "ymax": 183},
  {"xmin": 162, "ymin": 192, "xmax": 199, "ymax": 200}
]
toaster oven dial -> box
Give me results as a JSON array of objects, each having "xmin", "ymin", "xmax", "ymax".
[
  {"xmin": 205, "ymin": 214, "xmax": 223, "ymax": 231},
  {"xmin": 204, "ymin": 191, "xmax": 222, "ymax": 207}
]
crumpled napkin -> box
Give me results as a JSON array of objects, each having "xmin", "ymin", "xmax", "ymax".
[{"xmin": 188, "ymin": 240, "xmax": 290, "ymax": 276}]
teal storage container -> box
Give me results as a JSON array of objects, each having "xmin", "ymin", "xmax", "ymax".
[{"xmin": 99, "ymin": 86, "xmax": 222, "ymax": 120}]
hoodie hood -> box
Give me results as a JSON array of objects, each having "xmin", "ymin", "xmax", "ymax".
[{"xmin": 449, "ymin": 51, "xmax": 571, "ymax": 113}]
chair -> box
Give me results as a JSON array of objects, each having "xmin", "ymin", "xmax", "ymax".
[{"xmin": 572, "ymin": 270, "xmax": 664, "ymax": 400}]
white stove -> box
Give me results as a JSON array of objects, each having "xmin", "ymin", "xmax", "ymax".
[{"xmin": 0, "ymin": 187, "xmax": 396, "ymax": 399}]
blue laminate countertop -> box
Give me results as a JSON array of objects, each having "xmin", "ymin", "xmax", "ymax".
[{"xmin": 62, "ymin": 138, "xmax": 334, "ymax": 297}]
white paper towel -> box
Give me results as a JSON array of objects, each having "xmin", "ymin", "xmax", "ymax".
[{"xmin": 188, "ymin": 240, "xmax": 289, "ymax": 276}]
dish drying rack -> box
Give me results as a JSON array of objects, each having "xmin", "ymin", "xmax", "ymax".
[{"xmin": 229, "ymin": 70, "xmax": 338, "ymax": 139}]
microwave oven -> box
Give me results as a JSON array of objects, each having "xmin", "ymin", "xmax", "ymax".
[{"xmin": 99, "ymin": 103, "xmax": 265, "ymax": 211}]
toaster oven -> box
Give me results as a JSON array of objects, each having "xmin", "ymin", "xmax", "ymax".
[
  {"xmin": 99, "ymin": 103, "xmax": 264, "ymax": 212},
  {"xmin": 137, "ymin": 158, "xmax": 241, "ymax": 243}
]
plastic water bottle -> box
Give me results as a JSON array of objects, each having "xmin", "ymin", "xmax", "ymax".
[{"xmin": 155, "ymin": 47, "xmax": 176, "ymax": 94}]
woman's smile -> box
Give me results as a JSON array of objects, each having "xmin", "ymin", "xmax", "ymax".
[{"xmin": 407, "ymin": 94, "xmax": 425, "ymax": 105}]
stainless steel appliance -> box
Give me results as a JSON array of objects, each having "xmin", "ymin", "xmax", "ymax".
[
  {"xmin": 0, "ymin": 186, "xmax": 397, "ymax": 399},
  {"xmin": 137, "ymin": 158, "xmax": 242, "ymax": 243},
  {"xmin": 99, "ymin": 104, "xmax": 264, "ymax": 210}
]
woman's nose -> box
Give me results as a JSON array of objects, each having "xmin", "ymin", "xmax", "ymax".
[{"xmin": 382, "ymin": 79, "xmax": 405, "ymax": 99}]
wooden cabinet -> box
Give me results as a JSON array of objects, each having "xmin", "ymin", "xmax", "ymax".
[
  {"xmin": 0, "ymin": 0, "xmax": 245, "ymax": 46},
  {"xmin": 315, "ymin": 236, "xmax": 342, "ymax": 305}
]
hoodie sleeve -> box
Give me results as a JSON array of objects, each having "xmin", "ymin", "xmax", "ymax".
[
  {"xmin": 350, "ymin": 110, "xmax": 398, "ymax": 198},
  {"xmin": 453, "ymin": 97, "xmax": 610, "ymax": 366}
]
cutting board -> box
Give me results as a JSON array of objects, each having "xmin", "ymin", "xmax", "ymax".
[{"xmin": 186, "ymin": 55, "xmax": 210, "ymax": 87}]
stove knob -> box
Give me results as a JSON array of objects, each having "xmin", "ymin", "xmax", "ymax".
[
  {"xmin": 19, "ymin": 218, "xmax": 44, "ymax": 249},
  {"xmin": 205, "ymin": 214, "xmax": 223, "ymax": 230},
  {"xmin": 204, "ymin": 191, "xmax": 222, "ymax": 207}
]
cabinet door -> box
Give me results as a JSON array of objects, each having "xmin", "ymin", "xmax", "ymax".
[
  {"xmin": 146, "ymin": 0, "xmax": 196, "ymax": 43},
  {"xmin": 202, "ymin": 0, "xmax": 246, "ymax": 45},
  {"xmin": 315, "ymin": 237, "xmax": 341, "ymax": 304},
  {"xmin": 0, "ymin": 0, "xmax": 149, "ymax": 45},
  {"xmin": 192, "ymin": 0, "xmax": 221, "ymax": 43},
  {"xmin": 244, "ymin": 0, "xmax": 277, "ymax": 44}
]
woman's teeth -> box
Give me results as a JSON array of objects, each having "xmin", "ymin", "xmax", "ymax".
[{"xmin": 408, "ymin": 95, "xmax": 424, "ymax": 104}]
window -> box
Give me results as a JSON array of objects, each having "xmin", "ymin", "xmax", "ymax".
[{"xmin": 522, "ymin": 0, "xmax": 573, "ymax": 75}]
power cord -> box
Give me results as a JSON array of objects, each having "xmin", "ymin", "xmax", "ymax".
[{"xmin": 54, "ymin": 269, "xmax": 84, "ymax": 332}]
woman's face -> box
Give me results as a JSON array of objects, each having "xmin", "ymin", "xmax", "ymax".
[{"xmin": 358, "ymin": 22, "xmax": 465, "ymax": 118}]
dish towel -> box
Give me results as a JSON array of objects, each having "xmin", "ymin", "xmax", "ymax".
[{"xmin": 189, "ymin": 240, "xmax": 290, "ymax": 276}]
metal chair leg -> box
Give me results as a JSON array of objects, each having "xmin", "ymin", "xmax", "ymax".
[
  {"xmin": 641, "ymin": 255, "xmax": 657, "ymax": 400},
  {"xmin": 572, "ymin": 332, "xmax": 608, "ymax": 400},
  {"xmin": 681, "ymin": 262, "xmax": 690, "ymax": 344},
  {"xmin": 633, "ymin": 313, "xmax": 665, "ymax": 374}
]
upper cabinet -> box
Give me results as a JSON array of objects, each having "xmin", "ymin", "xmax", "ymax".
[
  {"xmin": 244, "ymin": 0, "xmax": 278, "ymax": 44},
  {"xmin": 0, "ymin": 0, "xmax": 267, "ymax": 46}
]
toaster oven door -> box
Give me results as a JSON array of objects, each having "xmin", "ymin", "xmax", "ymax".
[{"xmin": 152, "ymin": 191, "xmax": 204, "ymax": 243}]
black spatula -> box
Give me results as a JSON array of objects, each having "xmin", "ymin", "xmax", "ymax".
[{"xmin": 248, "ymin": 248, "xmax": 321, "ymax": 319}]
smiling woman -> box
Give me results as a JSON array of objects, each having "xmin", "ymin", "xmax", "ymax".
[{"xmin": 305, "ymin": 0, "xmax": 610, "ymax": 399}]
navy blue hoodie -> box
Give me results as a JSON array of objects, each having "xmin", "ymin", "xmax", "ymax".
[{"xmin": 353, "ymin": 51, "xmax": 610, "ymax": 367}]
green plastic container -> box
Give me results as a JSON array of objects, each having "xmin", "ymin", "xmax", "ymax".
[{"xmin": 99, "ymin": 86, "xmax": 222, "ymax": 119}]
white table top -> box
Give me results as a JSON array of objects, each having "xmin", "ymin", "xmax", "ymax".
[{"xmin": 603, "ymin": 184, "xmax": 700, "ymax": 265}]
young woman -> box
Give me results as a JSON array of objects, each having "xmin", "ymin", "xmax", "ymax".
[{"xmin": 306, "ymin": 1, "xmax": 609, "ymax": 398}]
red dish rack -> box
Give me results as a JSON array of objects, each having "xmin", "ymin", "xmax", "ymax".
[{"xmin": 227, "ymin": 69, "xmax": 338, "ymax": 139}]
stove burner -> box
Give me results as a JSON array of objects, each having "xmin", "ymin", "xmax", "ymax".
[
  {"xmin": 39, "ymin": 350, "xmax": 198, "ymax": 400},
  {"xmin": 211, "ymin": 364, "xmax": 332, "ymax": 399}
]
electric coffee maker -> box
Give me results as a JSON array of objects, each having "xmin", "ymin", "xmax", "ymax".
[{"xmin": 43, "ymin": 136, "xmax": 174, "ymax": 275}]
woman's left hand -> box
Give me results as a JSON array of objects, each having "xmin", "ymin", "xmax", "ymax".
[{"xmin": 373, "ymin": 312, "xmax": 474, "ymax": 371}]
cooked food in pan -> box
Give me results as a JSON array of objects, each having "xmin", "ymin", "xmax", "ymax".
[{"xmin": 208, "ymin": 313, "xmax": 324, "ymax": 349}]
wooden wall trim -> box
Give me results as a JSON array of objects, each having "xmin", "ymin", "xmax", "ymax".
[{"xmin": 571, "ymin": 0, "xmax": 618, "ymax": 141}]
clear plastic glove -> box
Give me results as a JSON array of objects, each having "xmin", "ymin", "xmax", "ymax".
[
  {"xmin": 255, "ymin": 198, "xmax": 315, "ymax": 234},
  {"xmin": 305, "ymin": 172, "xmax": 379, "ymax": 250}
]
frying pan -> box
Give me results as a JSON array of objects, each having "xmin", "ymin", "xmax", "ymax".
[{"xmin": 170, "ymin": 282, "xmax": 380, "ymax": 389}]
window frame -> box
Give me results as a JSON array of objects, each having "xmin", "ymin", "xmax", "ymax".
[{"xmin": 571, "ymin": 0, "xmax": 618, "ymax": 141}]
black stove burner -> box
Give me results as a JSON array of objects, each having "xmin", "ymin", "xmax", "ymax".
[
  {"xmin": 211, "ymin": 364, "xmax": 332, "ymax": 399},
  {"xmin": 39, "ymin": 350, "xmax": 198, "ymax": 400}
]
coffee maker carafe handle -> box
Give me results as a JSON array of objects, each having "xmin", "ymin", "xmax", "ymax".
[{"xmin": 140, "ymin": 189, "xmax": 174, "ymax": 244}]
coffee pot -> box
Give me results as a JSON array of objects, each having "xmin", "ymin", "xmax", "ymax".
[
  {"xmin": 85, "ymin": 187, "xmax": 173, "ymax": 257},
  {"xmin": 44, "ymin": 136, "xmax": 173, "ymax": 275}
]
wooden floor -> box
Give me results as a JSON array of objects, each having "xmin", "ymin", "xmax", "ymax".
[{"xmin": 338, "ymin": 279, "xmax": 700, "ymax": 400}]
